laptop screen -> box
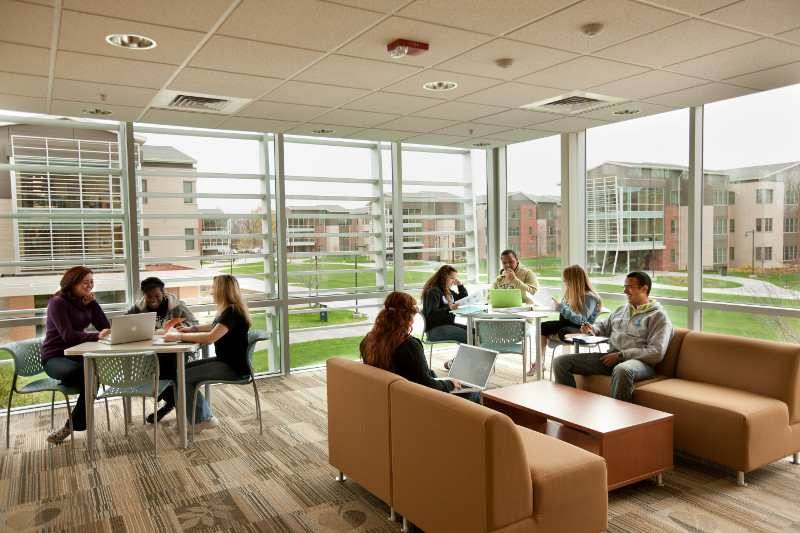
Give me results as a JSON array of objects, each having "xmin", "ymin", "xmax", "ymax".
[
  {"xmin": 447, "ymin": 344, "xmax": 498, "ymax": 388},
  {"xmin": 490, "ymin": 288, "xmax": 522, "ymax": 308}
]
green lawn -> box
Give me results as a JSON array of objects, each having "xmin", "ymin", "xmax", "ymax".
[
  {"xmin": 520, "ymin": 256, "xmax": 562, "ymax": 277},
  {"xmin": 252, "ymin": 335, "xmax": 363, "ymax": 371},
  {"xmin": 656, "ymin": 275, "xmax": 742, "ymax": 289}
]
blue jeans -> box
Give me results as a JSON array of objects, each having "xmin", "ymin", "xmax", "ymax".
[
  {"xmin": 553, "ymin": 352, "xmax": 656, "ymax": 402},
  {"xmin": 427, "ymin": 324, "xmax": 467, "ymax": 344}
]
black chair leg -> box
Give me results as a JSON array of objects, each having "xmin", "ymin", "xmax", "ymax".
[
  {"xmin": 251, "ymin": 378, "xmax": 263, "ymax": 435},
  {"xmin": 50, "ymin": 391, "xmax": 55, "ymax": 429},
  {"xmin": 63, "ymin": 394, "xmax": 74, "ymax": 447},
  {"xmin": 5, "ymin": 388, "xmax": 13, "ymax": 449}
]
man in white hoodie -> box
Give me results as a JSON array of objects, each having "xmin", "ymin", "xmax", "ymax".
[{"xmin": 553, "ymin": 271, "xmax": 673, "ymax": 402}]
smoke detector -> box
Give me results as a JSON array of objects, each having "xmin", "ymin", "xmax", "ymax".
[
  {"xmin": 613, "ymin": 108, "xmax": 641, "ymax": 116},
  {"xmin": 581, "ymin": 22, "xmax": 604, "ymax": 37},
  {"xmin": 151, "ymin": 90, "xmax": 252, "ymax": 114},
  {"xmin": 312, "ymin": 128, "xmax": 336, "ymax": 135},
  {"xmin": 387, "ymin": 38, "xmax": 429, "ymax": 59},
  {"xmin": 521, "ymin": 91, "xmax": 626, "ymax": 115},
  {"xmin": 495, "ymin": 58, "xmax": 514, "ymax": 69},
  {"xmin": 82, "ymin": 107, "xmax": 112, "ymax": 116}
]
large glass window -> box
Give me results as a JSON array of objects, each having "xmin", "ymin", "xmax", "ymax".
[
  {"xmin": 586, "ymin": 109, "xmax": 689, "ymax": 326},
  {"xmin": 702, "ymin": 83, "xmax": 800, "ymax": 336},
  {"xmin": 507, "ymin": 135, "xmax": 562, "ymax": 289}
]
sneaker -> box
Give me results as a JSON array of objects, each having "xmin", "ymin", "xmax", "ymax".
[
  {"xmin": 46, "ymin": 425, "xmax": 72, "ymax": 445},
  {"xmin": 444, "ymin": 359, "xmax": 454, "ymax": 370},
  {"xmin": 146, "ymin": 404, "xmax": 174, "ymax": 424},
  {"xmin": 195, "ymin": 416, "xmax": 219, "ymax": 431}
]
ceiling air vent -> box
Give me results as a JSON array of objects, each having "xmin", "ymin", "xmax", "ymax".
[
  {"xmin": 150, "ymin": 90, "xmax": 252, "ymax": 115},
  {"xmin": 521, "ymin": 91, "xmax": 626, "ymax": 115}
]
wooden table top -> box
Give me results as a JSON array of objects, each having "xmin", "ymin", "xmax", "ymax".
[
  {"xmin": 64, "ymin": 338, "xmax": 199, "ymax": 356},
  {"xmin": 481, "ymin": 381, "xmax": 672, "ymax": 436}
]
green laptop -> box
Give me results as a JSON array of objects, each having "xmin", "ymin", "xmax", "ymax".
[{"xmin": 488, "ymin": 288, "xmax": 523, "ymax": 308}]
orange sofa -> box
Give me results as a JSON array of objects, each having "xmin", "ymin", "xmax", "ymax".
[
  {"xmin": 327, "ymin": 358, "xmax": 608, "ymax": 533},
  {"xmin": 575, "ymin": 328, "xmax": 800, "ymax": 485}
]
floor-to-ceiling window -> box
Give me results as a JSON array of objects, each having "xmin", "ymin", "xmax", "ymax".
[{"xmin": 702, "ymin": 84, "xmax": 800, "ymax": 341}]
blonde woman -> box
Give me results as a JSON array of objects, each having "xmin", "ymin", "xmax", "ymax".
[
  {"xmin": 531, "ymin": 265, "xmax": 601, "ymax": 376},
  {"xmin": 164, "ymin": 275, "xmax": 251, "ymax": 428}
]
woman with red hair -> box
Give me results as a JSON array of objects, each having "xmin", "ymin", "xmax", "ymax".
[{"xmin": 360, "ymin": 291, "xmax": 463, "ymax": 394}]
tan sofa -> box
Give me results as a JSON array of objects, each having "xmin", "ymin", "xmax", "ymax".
[
  {"xmin": 575, "ymin": 328, "xmax": 800, "ymax": 484},
  {"xmin": 328, "ymin": 358, "xmax": 608, "ymax": 532}
]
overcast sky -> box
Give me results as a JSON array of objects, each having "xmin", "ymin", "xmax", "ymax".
[{"xmin": 144, "ymin": 82, "xmax": 799, "ymax": 208}]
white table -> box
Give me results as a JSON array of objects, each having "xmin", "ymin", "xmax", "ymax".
[
  {"xmin": 452, "ymin": 307, "xmax": 552, "ymax": 381},
  {"xmin": 65, "ymin": 339, "xmax": 199, "ymax": 452}
]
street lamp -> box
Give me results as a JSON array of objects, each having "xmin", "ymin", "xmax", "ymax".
[{"xmin": 744, "ymin": 229, "xmax": 755, "ymax": 275}]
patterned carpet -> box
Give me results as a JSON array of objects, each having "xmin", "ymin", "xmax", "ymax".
[{"xmin": 1, "ymin": 351, "xmax": 799, "ymax": 532}]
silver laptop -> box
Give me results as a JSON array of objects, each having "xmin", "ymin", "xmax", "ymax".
[
  {"xmin": 98, "ymin": 313, "xmax": 156, "ymax": 345},
  {"xmin": 439, "ymin": 344, "xmax": 499, "ymax": 392}
]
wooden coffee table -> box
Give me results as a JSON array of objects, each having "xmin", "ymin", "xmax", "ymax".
[{"xmin": 482, "ymin": 381, "xmax": 673, "ymax": 490}]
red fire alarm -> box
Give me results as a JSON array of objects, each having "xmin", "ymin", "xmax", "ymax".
[{"xmin": 387, "ymin": 38, "xmax": 429, "ymax": 59}]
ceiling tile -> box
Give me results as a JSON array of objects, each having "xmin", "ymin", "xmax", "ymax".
[
  {"xmin": 458, "ymin": 82, "xmax": 561, "ymax": 107},
  {"xmin": 169, "ymin": 68, "xmax": 281, "ymax": 99},
  {"xmin": 50, "ymin": 99, "xmax": 142, "ymax": 121},
  {"xmin": 331, "ymin": 0, "xmax": 408, "ymax": 11},
  {"xmin": 438, "ymin": 39, "xmax": 577, "ymax": 81},
  {"xmin": 642, "ymin": 0, "xmax": 740, "ymax": 15},
  {"xmin": 433, "ymin": 122, "xmax": 510, "ymax": 137},
  {"xmin": 668, "ymin": 39, "xmax": 800, "ymax": 81},
  {"xmin": 296, "ymin": 55, "xmax": 421, "ymax": 90},
  {"xmin": 508, "ymin": 0, "xmax": 685, "ymax": 53},
  {"xmin": 725, "ymin": 61, "xmax": 800, "ymax": 90},
  {"xmin": 535, "ymin": 116, "xmax": 609, "ymax": 133},
  {"xmin": 53, "ymin": 79, "xmax": 157, "ymax": 106},
  {"xmin": 704, "ymin": 0, "xmax": 800, "ymax": 35},
  {"xmin": 489, "ymin": 128, "xmax": 558, "ymax": 142},
  {"xmin": 779, "ymin": 27, "xmax": 800, "ymax": 44},
  {"xmin": 378, "ymin": 116, "xmax": 458, "ymax": 132},
  {"xmin": 191, "ymin": 36, "xmax": 323, "ymax": 78},
  {"xmin": 141, "ymin": 109, "xmax": 224, "ymax": 128},
  {"xmin": 346, "ymin": 129, "xmax": 412, "ymax": 141},
  {"xmin": 0, "ymin": 72, "xmax": 49, "ymax": 98},
  {"xmin": 398, "ymin": 0, "xmax": 574, "ymax": 34},
  {"xmin": 220, "ymin": 0, "xmax": 382, "ymax": 51},
  {"xmin": 344, "ymin": 92, "xmax": 441, "ymax": 114},
  {"xmin": 218, "ymin": 116, "xmax": 298, "ymax": 133},
  {"xmin": 287, "ymin": 123, "xmax": 363, "ymax": 137},
  {"xmin": 59, "ymin": 11, "xmax": 206, "ymax": 65},
  {"xmin": 596, "ymin": 19, "xmax": 758, "ymax": 68},
  {"xmin": 474, "ymin": 108, "xmax": 558, "ymax": 127},
  {"xmin": 262, "ymin": 81, "xmax": 370, "ymax": 107},
  {"xmin": 314, "ymin": 109, "xmax": 400, "ymax": 127},
  {"xmin": 240, "ymin": 100, "xmax": 330, "ymax": 122},
  {"xmin": 385, "ymin": 70, "xmax": 502, "ymax": 100},
  {"xmin": 0, "ymin": 93, "xmax": 47, "ymax": 114},
  {"xmin": 644, "ymin": 82, "xmax": 754, "ymax": 107},
  {"xmin": 339, "ymin": 16, "xmax": 490, "ymax": 67},
  {"xmin": 0, "ymin": 1, "xmax": 53, "ymax": 47},
  {"xmin": 403, "ymin": 133, "xmax": 469, "ymax": 146},
  {"xmin": 414, "ymin": 101, "xmax": 505, "ymax": 121},
  {"xmin": 55, "ymin": 51, "xmax": 176, "ymax": 89},
  {"xmin": 590, "ymin": 70, "xmax": 707, "ymax": 99},
  {"xmin": 63, "ymin": 0, "xmax": 233, "ymax": 31},
  {"xmin": 580, "ymin": 101, "xmax": 676, "ymax": 121},
  {"xmin": 0, "ymin": 42, "xmax": 50, "ymax": 76},
  {"xmin": 517, "ymin": 56, "xmax": 648, "ymax": 90}
]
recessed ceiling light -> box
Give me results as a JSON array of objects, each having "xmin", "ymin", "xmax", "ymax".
[
  {"xmin": 312, "ymin": 128, "xmax": 335, "ymax": 135},
  {"xmin": 423, "ymin": 81, "xmax": 458, "ymax": 92},
  {"xmin": 105, "ymin": 33, "xmax": 157, "ymax": 50},
  {"xmin": 473, "ymin": 142, "xmax": 491, "ymax": 147},
  {"xmin": 612, "ymin": 108, "xmax": 641, "ymax": 116},
  {"xmin": 82, "ymin": 107, "xmax": 112, "ymax": 116}
]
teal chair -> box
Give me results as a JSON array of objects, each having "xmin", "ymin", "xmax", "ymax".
[
  {"xmin": 474, "ymin": 318, "xmax": 529, "ymax": 383},
  {"xmin": 2, "ymin": 338, "xmax": 111, "ymax": 448},
  {"xmin": 85, "ymin": 350, "xmax": 172, "ymax": 455},
  {"xmin": 420, "ymin": 315, "xmax": 453, "ymax": 369},
  {"xmin": 190, "ymin": 330, "xmax": 268, "ymax": 443}
]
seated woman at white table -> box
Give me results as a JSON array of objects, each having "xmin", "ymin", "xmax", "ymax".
[
  {"xmin": 531, "ymin": 264, "xmax": 601, "ymax": 376},
  {"xmin": 164, "ymin": 274, "xmax": 250, "ymax": 429},
  {"xmin": 41, "ymin": 266, "xmax": 111, "ymax": 445}
]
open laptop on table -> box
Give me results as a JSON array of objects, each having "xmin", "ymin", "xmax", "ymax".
[
  {"xmin": 437, "ymin": 344, "xmax": 499, "ymax": 393},
  {"xmin": 98, "ymin": 312, "xmax": 156, "ymax": 345},
  {"xmin": 489, "ymin": 288, "xmax": 523, "ymax": 309}
]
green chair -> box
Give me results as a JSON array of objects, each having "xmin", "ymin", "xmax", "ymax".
[
  {"xmin": 2, "ymin": 338, "xmax": 111, "ymax": 448},
  {"xmin": 420, "ymin": 315, "xmax": 454, "ymax": 369},
  {"xmin": 84, "ymin": 350, "xmax": 172, "ymax": 455},
  {"xmin": 474, "ymin": 318, "xmax": 529, "ymax": 383},
  {"xmin": 190, "ymin": 330, "xmax": 268, "ymax": 443}
]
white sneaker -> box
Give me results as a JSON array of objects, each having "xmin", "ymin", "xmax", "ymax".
[{"xmin": 195, "ymin": 417, "xmax": 219, "ymax": 431}]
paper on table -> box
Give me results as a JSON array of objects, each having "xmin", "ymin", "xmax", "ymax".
[{"xmin": 532, "ymin": 286, "xmax": 557, "ymax": 311}]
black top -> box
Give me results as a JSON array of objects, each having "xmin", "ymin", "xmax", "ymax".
[
  {"xmin": 212, "ymin": 306, "xmax": 251, "ymax": 375},
  {"xmin": 389, "ymin": 336, "xmax": 454, "ymax": 393},
  {"xmin": 422, "ymin": 284, "xmax": 468, "ymax": 331},
  {"xmin": 41, "ymin": 294, "xmax": 110, "ymax": 362}
]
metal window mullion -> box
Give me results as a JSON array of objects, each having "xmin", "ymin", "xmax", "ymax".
[
  {"xmin": 464, "ymin": 150, "xmax": 478, "ymax": 283},
  {"xmin": 273, "ymin": 133, "xmax": 290, "ymax": 376},
  {"xmin": 486, "ymin": 146, "xmax": 506, "ymax": 278},
  {"xmin": 371, "ymin": 145, "xmax": 387, "ymax": 290},
  {"xmin": 391, "ymin": 142, "xmax": 404, "ymax": 291},
  {"xmin": 121, "ymin": 122, "xmax": 140, "ymax": 301},
  {"xmin": 688, "ymin": 106, "xmax": 703, "ymax": 330}
]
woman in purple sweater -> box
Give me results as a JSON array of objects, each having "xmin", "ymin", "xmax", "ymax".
[{"xmin": 41, "ymin": 266, "xmax": 111, "ymax": 444}]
